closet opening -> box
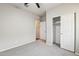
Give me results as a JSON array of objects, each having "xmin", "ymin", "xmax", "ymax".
[{"xmin": 53, "ymin": 16, "xmax": 61, "ymax": 47}]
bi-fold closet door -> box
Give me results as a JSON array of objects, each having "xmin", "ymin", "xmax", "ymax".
[
  {"xmin": 61, "ymin": 11, "xmax": 79, "ymax": 53},
  {"xmin": 60, "ymin": 12, "xmax": 75, "ymax": 52}
]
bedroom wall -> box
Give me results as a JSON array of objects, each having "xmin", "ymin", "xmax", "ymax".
[{"xmin": 0, "ymin": 4, "xmax": 37, "ymax": 52}]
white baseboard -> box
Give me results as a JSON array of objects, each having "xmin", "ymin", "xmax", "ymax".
[{"xmin": 0, "ymin": 39, "xmax": 36, "ymax": 52}]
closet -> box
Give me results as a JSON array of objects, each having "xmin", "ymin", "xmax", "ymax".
[
  {"xmin": 52, "ymin": 12, "xmax": 79, "ymax": 54},
  {"xmin": 53, "ymin": 16, "xmax": 60, "ymax": 47}
]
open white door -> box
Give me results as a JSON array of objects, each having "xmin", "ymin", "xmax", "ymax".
[
  {"xmin": 76, "ymin": 11, "xmax": 79, "ymax": 54},
  {"xmin": 61, "ymin": 13, "xmax": 74, "ymax": 52}
]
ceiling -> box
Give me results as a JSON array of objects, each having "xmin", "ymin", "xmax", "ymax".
[{"xmin": 10, "ymin": 3, "xmax": 61, "ymax": 16}]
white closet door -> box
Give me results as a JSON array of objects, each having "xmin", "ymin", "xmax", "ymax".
[
  {"xmin": 61, "ymin": 13, "xmax": 74, "ymax": 52},
  {"xmin": 76, "ymin": 11, "xmax": 79, "ymax": 53}
]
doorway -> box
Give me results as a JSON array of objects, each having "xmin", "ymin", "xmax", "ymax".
[
  {"xmin": 35, "ymin": 18, "xmax": 40, "ymax": 40},
  {"xmin": 53, "ymin": 16, "xmax": 61, "ymax": 47}
]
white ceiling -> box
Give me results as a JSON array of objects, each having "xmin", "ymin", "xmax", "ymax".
[{"xmin": 10, "ymin": 3, "xmax": 61, "ymax": 16}]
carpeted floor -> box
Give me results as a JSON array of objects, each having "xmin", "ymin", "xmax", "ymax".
[{"xmin": 0, "ymin": 40, "xmax": 77, "ymax": 56}]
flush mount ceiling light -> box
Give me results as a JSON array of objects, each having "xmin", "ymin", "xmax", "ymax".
[{"xmin": 24, "ymin": 3, "xmax": 40, "ymax": 8}]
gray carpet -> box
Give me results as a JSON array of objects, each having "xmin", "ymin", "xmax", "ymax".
[{"xmin": 0, "ymin": 40, "xmax": 76, "ymax": 56}]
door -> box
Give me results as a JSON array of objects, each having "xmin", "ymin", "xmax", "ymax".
[
  {"xmin": 76, "ymin": 11, "xmax": 79, "ymax": 53},
  {"xmin": 61, "ymin": 13, "xmax": 74, "ymax": 52}
]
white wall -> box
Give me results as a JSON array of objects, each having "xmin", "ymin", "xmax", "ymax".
[
  {"xmin": 40, "ymin": 15, "xmax": 46, "ymax": 22},
  {"xmin": 0, "ymin": 4, "xmax": 36, "ymax": 52},
  {"xmin": 46, "ymin": 4, "xmax": 79, "ymax": 51}
]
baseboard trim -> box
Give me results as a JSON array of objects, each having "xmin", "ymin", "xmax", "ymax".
[{"xmin": 0, "ymin": 40, "xmax": 36, "ymax": 52}]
